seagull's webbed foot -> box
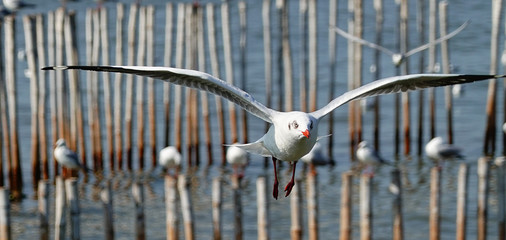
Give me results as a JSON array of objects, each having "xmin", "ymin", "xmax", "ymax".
[
  {"xmin": 284, "ymin": 161, "xmax": 297, "ymax": 197},
  {"xmin": 272, "ymin": 157, "xmax": 279, "ymax": 200}
]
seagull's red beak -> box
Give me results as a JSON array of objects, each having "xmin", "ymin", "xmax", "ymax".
[{"xmin": 301, "ymin": 129, "xmax": 310, "ymax": 138}]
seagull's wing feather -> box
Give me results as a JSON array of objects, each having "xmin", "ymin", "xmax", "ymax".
[
  {"xmin": 405, "ymin": 20, "xmax": 469, "ymax": 57},
  {"xmin": 43, "ymin": 65, "xmax": 276, "ymax": 123},
  {"xmin": 311, "ymin": 74, "xmax": 502, "ymax": 119},
  {"xmin": 332, "ymin": 26, "xmax": 396, "ymax": 56}
]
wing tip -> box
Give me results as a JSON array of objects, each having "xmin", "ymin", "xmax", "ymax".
[{"xmin": 41, "ymin": 66, "xmax": 68, "ymax": 71}]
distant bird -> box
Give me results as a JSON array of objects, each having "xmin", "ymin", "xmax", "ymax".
[
  {"xmin": 54, "ymin": 138, "xmax": 87, "ymax": 171},
  {"xmin": 425, "ymin": 137, "xmax": 463, "ymax": 160},
  {"xmin": 226, "ymin": 144, "xmax": 248, "ymax": 178},
  {"xmin": 502, "ymin": 122, "xmax": 506, "ymax": 134},
  {"xmin": 2, "ymin": 0, "xmax": 35, "ymax": 12},
  {"xmin": 356, "ymin": 141, "xmax": 390, "ymax": 176},
  {"xmin": 43, "ymin": 65, "xmax": 503, "ymax": 200},
  {"xmin": 300, "ymin": 142, "xmax": 334, "ymax": 175},
  {"xmin": 332, "ymin": 20, "xmax": 469, "ymax": 66},
  {"xmin": 159, "ymin": 146, "xmax": 181, "ymax": 175}
]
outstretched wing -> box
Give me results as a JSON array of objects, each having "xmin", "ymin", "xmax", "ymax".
[
  {"xmin": 332, "ymin": 26, "xmax": 396, "ymax": 56},
  {"xmin": 311, "ymin": 74, "xmax": 503, "ymax": 119},
  {"xmin": 43, "ymin": 65, "xmax": 277, "ymax": 123}
]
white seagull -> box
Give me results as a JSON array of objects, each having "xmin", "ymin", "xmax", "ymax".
[
  {"xmin": 43, "ymin": 65, "xmax": 503, "ymax": 199},
  {"xmin": 54, "ymin": 138, "xmax": 87, "ymax": 171},
  {"xmin": 356, "ymin": 141, "xmax": 390, "ymax": 176},
  {"xmin": 226, "ymin": 144, "xmax": 248, "ymax": 178},
  {"xmin": 425, "ymin": 136, "xmax": 463, "ymax": 160},
  {"xmin": 332, "ymin": 20, "xmax": 469, "ymax": 66},
  {"xmin": 159, "ymin": 146, "xmax": 181, "ymax": 175}
]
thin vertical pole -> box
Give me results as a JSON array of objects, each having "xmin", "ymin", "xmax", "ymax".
[
  {"xmin": 477, "ymin": 157, "xmax": 490, "ymax": 240},
  {"xmin": 178, "ymin": 175, "xmax": 195, "ymax": 240},
  {"xmin": 174, "ymin": 3, "xmax": 185, "ymax": 153},
  {"xmin": 399, "ymin": 0, "xmax": 410, "ymax": 155},
  {"xmin": 428, "ymin": 0, "xmax": 437, "ymax": 139},
  {"xmin": 165, "ymin": 175, "xmax": 178, "ymax": 240},
  {"xmin": 307, "ymin": 173, "xmax": 318, "ymax": 240},
  {"xmin": 373, "ymin": 0, "xmax": 383, "ymax": 151},
  {"xmin": 328, "ymin": 0, "xmax": 337, "ymax": 155},
  {"xmin": 100, "ymin": 7, "xmax": 114, "ymax": 172},
  {"xmin": 354, "ymin": 0, "xmax": 363, "ymax": 145},
  {"xmin": 308, "ymin": 0, "xmax": 317, "ymax": 112},
  {"xmin": 136, "ymin": 6, "xmax": 147, "ymax": 170},
  {"xmin": 290, "ymin": 179, "xmax": 302, "ymax": 240},
  {"xmin": 239, "ymin": 1, "xmax": 249, "ymax": 144},
  {"xmin": 439, "ymin": 1, "xmax": 453, "ymax": 145},
  {"xmin": 346, "ymin": 0, "xmax": 355, "ymax": 158},
  {"xmin": 257, "ymin": 177, "xmax": 269, "ymax": 240},
  {"xmin": 299, "ymin": 0, "xmax": 307, "ymax": 113},
  {"xmin": 0, "ymin": 188, "xmax": 10, "ymax": 240},
  {"xmin": 263, "ymin": 0, "xmax": 272, "ymax": 167},
  {"xmin": 232, "ymin": 176, "xmax": 243, "ymax": 240},
  {"xmin": 339, "ymin": 172, "xmax": 353, "ymax": 240},
  {"xmin": 125, "ymin": 3, "xmax": 138, "ymax": 171},
  {"xmin": 496, "ymin": 157, "xmax": 505, "ymax": 240},
  {"xmin": 132, "ymin": 182, "xmax": 145, "ymax": 240},
  {"xmin": 416, "ymin": 0, "xmax": 425, "ymax": 155},
  {"xmin": 456, "ymin": 163, "xmax": 468, "ymax": 240},
  {"xmin": 114, "ymin": 3, "xmax": 125, "ymax": 172},
  {"xmin": 0, "ymin": 15, "xmax": 9, "ymax": 187},
  {"xmin": 360, "ymin": 175, "xmax": 372, "ymax": 240},
  {"xmin": 391, "ymin": 169, "xmax": 403, "ymax": 240},
  {"xmin": 429, "ymin": 167, "xmax": 441, "ymax": 240},
  {"xmin": 163, "ymin": 3, "xmax": 173, "ymax": 148},
  {"xmin": 66, "ymin": 178, "xmax": 80, "ymax": 240},
  {"xmin": 54, "ymin": 177, "xmax": 66, "ymax": 240},
  {"xmin": 212, "ymin": 177, "xmax": 222, "ymax": 240},
  {"xmin": 101, "ymin": 180, "xmax": 114, "ymax": 240},
  {"xmin": 280, "ymin": 0, "xmax": 293, "ymax": 112},
  {"xmin": 146, "ymin": 5, "xmax": 156, "ymax": 168},
  {"xmin": 38, "ymin": 180, "xmax": 49, "ymax": 240}
]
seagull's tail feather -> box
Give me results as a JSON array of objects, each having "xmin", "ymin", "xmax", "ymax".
[{"xmin": 227, "ymin": 142, "xmax": 272, "ymax": 157}]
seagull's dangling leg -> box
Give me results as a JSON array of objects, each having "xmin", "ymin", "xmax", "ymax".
[
  {"xmin": 284, "ymin": 161, "xmax": 297, "ymax": 197},
  {"xmin": 272, "ymin": 157, "xmax": 279, "ymax": 199}
]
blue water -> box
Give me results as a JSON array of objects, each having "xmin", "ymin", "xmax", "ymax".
[{"xmin": 6, "ymin": 0, "xmax": 506, "ymax": 239}]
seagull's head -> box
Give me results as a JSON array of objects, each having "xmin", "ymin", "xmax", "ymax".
[
  {"xmin": 392, "ymin": 54, "xmax": 404, "ymax": 66},
  {"xmin": 54, "ymin": 138, "xmax": 67, "ymax": 148},
  {"xmin": 358, "ymin": 141, "xmax": 368, "ymax": 149},
  {"xmin": 277, "ymin": 112, "xmax": 318, "ymax": 141}
]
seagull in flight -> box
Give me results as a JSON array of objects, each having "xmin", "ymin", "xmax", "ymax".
[
  {"xmin": 332, "ymin": 20, "xmax": 469, "ymax": 66},
  {"xmin": 43, "ymin": 65, "xmax": 503, "ymax": 199}
]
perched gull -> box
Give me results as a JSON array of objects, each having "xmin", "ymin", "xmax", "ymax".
[
  {"xmin": 43, "ymin": 65, "xmax": 503, "ymax": 199},
  {"xmin": 2, "ymin": 0, "xmax": 35, "ymax": 12},
  {"xmin": 54, "ymin": 138, "xmax": 87, "ymax": 171},
  {"xmin": 159, "ymin": 146, "xmax": 181, "ymax": 176},
  {"xmin": 356, "ymin": 141, "xmax": 390, "ymax": 176},
  {"xmin": 425, "ymin": 136, "xmax": 463, "ymax": 160},
  {"xmin": 300, "ymin": 142, "xmax": 334, "ymax": 175},
  {"xmin": 226, "ymin": 144, "xmax": 248, "ymax": 178},
  {"xmin": 332, "ymin": 20, "xmax": 469, "ymax": 66}
]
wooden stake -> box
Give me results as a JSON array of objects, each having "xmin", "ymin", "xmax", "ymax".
[
  {"xmin": 239, "ymin": 1, "xmax": 249, "ymax": 144},
  {"xmin": 38, "ymin": 180, "xmax": 49, "ymax": 240},
  {"xmin": 55, "ymin": 177, "xmax": 66, "ymax": 240},
  {"xmin": 307, "ymin": 173, "xmax": 318, "ymax": 240},
  {"xmin": 280, "ymin": 0, "xmax": 293, "ymax": 112},
  {"xmin": 477, "ymin": 157, "xmax": 490, "ymax": 240},
  {"xmin": 373, "ymin": 0, "xmax": 383, "ymax": 151},
  {"xmin": 66, "ymin": 178, "xmax": 80, "ymax": 240},
  {"xmin": 0, "ymin": 16, "xmax": 9, "ymax": 187},
  {"xmin": 146, "ymin": 5, "xmax": 156, "ymax": 168},
  {"xmin": 429, "ymin": 167, "xmax": 440, "ymax": 240},
  {"xmin": 328, "ymin": 0, "xmax": 337, "ymax": 155},
  {"xmin": 212, "ymin": 177, "xmax": 222, "ymax": 240},
  {"xmin": 439, "ymin": 1, "xmax": 453, "ymax": 145},
  {"xmin": 257, "ymin": 177, "xmax": 269, "ymax": 240},
  {"xmin": 346, "ymin": 0, "xmax": 356, "ymax": 158},
  {"xmin": 496, "ymin": 157, "xmax": 505, "ymax": 240},
  {"xmin": 232, "ymin": 176, "xmax": 243, "ymax": 240},
  {"xmin": 416, "ymin": 0, "xmax": 425, "ymax": 155},
  {"xmin": 290, "ymin": 178, "xmax": 302, "ymax": 240},
  {"xmin": 163, "ymin": 3, "xmax": 173, "ymax": 149},
  {"xmin": 132, "ymin": 182, "xmax": 145, "ymax": 240},
  {"xmin": 428, "ymin": 0, "xmax": 437, "ymax": 139},
  {"xmin": 114, "ymin": 3, "xmax": 125, "ymax": 172},
  {"xmin": 399, "ymin": 0, "xmax": 410, "ymax": 155},
  {"xmin": 0, "ymin": 188, "xmax": 10, "ymax": 240},
  {"xmin": 263, "ymin": 0, "xmax": 273, "ymax": 167},
  {"xmin": 101, "ymin": 180, "xmax": 114, "ymax": 240},
  {"xmin": 178, "ymin": 175, "xmax": 194, "ymax": 240},
  {"xmin": 165, "ymin": 175, "xmax": 178, "ymax": 240},
  {"xmin": 308, "ymin": 0, "xmax": 317, "ymax": 112},
  {"xmin": 391, "ymin": 169, "xmax": 403, "ymax": 240},
  {"xmin": 136, "ymin": 6, "xmax": 147, "ymax": 170},
  {"xmin": 339, "ymin": 172, "xmax": 353, "ymax": 240},
  {"xmin": 456, "ymin": 163, "xmax": 468, "ymax": 240},
  {"xmin": 354, "ymin": 0, "xmax": 363, "ymax": 146},
  {"xmin": 125, "ymin": 3, "xmax": 139, "ymax": 171},
  {"xmin": 360, "ymin": 175, "xmax": 372, "ymax": 240},
  {"xmin": 174, "ymin": 3, "xmax": 185, "ymax": 153}
]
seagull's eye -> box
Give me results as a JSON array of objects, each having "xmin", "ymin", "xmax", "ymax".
[{"xmin": 292, "ymin": 121, "xmax": 299, "ymax": 129}]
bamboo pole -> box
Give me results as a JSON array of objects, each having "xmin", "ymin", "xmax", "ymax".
[
  {"xmin": 23, "ymin": 15, "xmax": 41, "ymax": 193},
  {"xmin": 360, "ymin": 175, "xmax": 372, "ymax": 240},
  {"xmin": 373, "ymin": 0, "xmax": 383, "ymax": 151},
  {"xmin": 308, "ymin": 0, "xmax": 317, "ymax": 112},
  {"xmin": 483, "ymin": 0, "xmax": 503, "ymax": 155},
  {"xmin": 163, "ymin": 3, "xmax": 173, "ymax": 149},
  {"xmin": 232, "ymin": 176, "xmax": 243, "ymax": 240},
  {"xmin": 92, "ymin": 9, "xmax": 104, "ymax": 172},
  {"xmin": 280, "ymin": 0, "xmax": 293, "ymax": 112},
  {"xmin": 212, "ymin": 177, "xmax": 222, "ymax": 240},
  {"xmin": 101, "ymin": 180, "xmax": 114, "ymax": 240},
  {"xmin": 290, "ymin": 178, "xmax": 302, "ymax": 240},
  {"xmin": 196, "ymin": 5, "xmax": 212, "ymax": 165},
  {"xmin": 55, "ymin": 8, "xmax": 67, "ymax": 144},
  {"xmin": 184, "ymin": 4, "xmax": 196, "ymax": 166},
  {"xmin": 206, "ymin": 3, "xmax": 227, "ymax": 165},
  {"xmin": 257, "ymin": 177, "xmax": 269, "ymax": 240},
  {"xmin": 66, "ymin": 178, "xmax": 80, "ymax": 240},
  {"xmin": 276, "ymin": 0, "xmax": 283, "ymax": 112},
  {"xmin": 346, "ymin": 0, "xmax": 356, "ymax": 159},
  {"xmin": 391, "ymin": 169, "xmax": 403, "ymax": 240},
  {"xmin": 307, "ymin": 173, "xmax": 318, "ymax": 240},
  {"xmin": 456, "ymin": 163, "xmax": 468, "ymax": 240},
  {"xmin": 299, "ymin": 0, "xmax": 307, "ymax": 113},
  {"xmin": 0, "ymin": 17, "xmax": 9, "ymax": 187},
  {"xmin": 477, "ymin": 157, "xmax": 490, "ymax": 240},
  {"xmin": 0, "ymin": 188, "xmax": 10, "ymax": 240},
  {"xmin": 36, "ymin": 14, "xmax": 49, "ymax": 181},
  {"xmin": 174, "ymin": 3, "xmax": 185, "ymax": 153},
  {"xmin": 354, "ymin": 0, "xmax": 363, "ymax": 146},
  {"xmin": 132, "ymin": 182, "xmax": 146, "ymax": 240},
  {"xmin": 263, "ymin": 0, "xmax": 272, "ymax": 168},
  {"xmin": 165, "ymin": 175, "xmax": 178, "ymax": 240},
  {"xmin": 114, "ymin": 3, "xmax": 124, "ymax": 172},
  {"xmin": 439, "ymin": 1, "xmax": 452, "ymax": 145},
  {"xmin": 146, "ymin": 5, "xmax": 156, "ymax": 168},
  {"xmin": 399, "ymin": 0, "xmax": 410, "ymax": 155},
  {"xmin": 429, "ymin": 167, "xmax": 440, "ymax": 240},
  {"xmin": 339, "ymin": 172, "xmax": 353, "ymax": 240},
  {"xmin": 428, "ymin": 0, "xmax": 437, "ymax": 139},
  {"xmin": 178, "ymin": 175, "xmax": 194, "ymax": 240},
  {"xmin": 100, "ymin": 7, "xmax": 114, "ymax": 172},
  {"xmin": 496, "ymin": 157, "xmax": 505, "ymax": 240},
  {"xmin": 190, "ymin": 6, "xmax": 200, "ymax": 167},
  {"xmin": 239, "ymin": 1, "xmax": 249, "ymax": 143},
  {"xmin": 328, "ymin": 0, "xmax": 337, "ymax": 155},
  {"xmin": 136, "ymin": 6, "xmax": 147, "ymax": 171},
  {"xmin": 38, "ymin": 180, "xmax": 49, "ymax": 240},
  {"xmin": 416, "ymin": 0, "xmax": 425, "ymax": 155},
  {"xmin": 55, "ymin": 177, "xmax": 66, "ymax": 240},
  {"xmin": 125, "ymin": 3, "xmax": 139, "ymax": 171},
  {"xmin": 47, "ymin": 11, "xmax": 59, "ymax": 177},
  {"xmin": 4, "ymin": 15, "xmax": 22, "ymax": 200},
  {"xmin": 221, "ymin": 2, "xmax": 238, "ymax": 144}
]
